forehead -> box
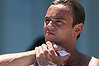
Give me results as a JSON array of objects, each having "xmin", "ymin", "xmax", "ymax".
[{"xmin": 45, "ymin": 4, "xmax": 72, "ymax": 19}]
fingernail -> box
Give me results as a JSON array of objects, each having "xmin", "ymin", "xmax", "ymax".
[
  {"xmin": 53, "ymin": 44, "xmax": 58, "ymax": 51},
  {"xmin": 46, "ymin": 41, "xmax": 51, "ymax": 44},
  {"xmin": 53, "ymin": 44, "xmax": 58, "ymax": 48}
]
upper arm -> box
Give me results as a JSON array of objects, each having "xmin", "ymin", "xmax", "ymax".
[
  {"xmin": 96, "ymin": 58, "xmax": 99, "ymax": 66},
  {"xmin": 88, "ymin": 57, "xmax": 99, "ymax": 66}
]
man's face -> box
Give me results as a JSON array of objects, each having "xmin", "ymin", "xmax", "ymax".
[{"xmin": 44, "ymin": 4, "xmax": 74, "ymax": 46}]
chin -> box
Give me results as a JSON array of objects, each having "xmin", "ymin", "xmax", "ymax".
[
  {"xmin": 45, "ymin": 39, "xmax": 53, "ymax": 42},
  {"xmin": 45, "ymin": 38, "xmax": 54, "ymax": 42},
  {"xmin": 45, "ymin": 39, "xmax": 58, "ymax": 44}
]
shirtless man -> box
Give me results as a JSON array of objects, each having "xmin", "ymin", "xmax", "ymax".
[
  {"xmin": 0, "ymin": 0, "xmax": 99, "ymax": 66},
  {"xmin": 34, "ymin": 0, "xmax": 99, "ymax": 66}
]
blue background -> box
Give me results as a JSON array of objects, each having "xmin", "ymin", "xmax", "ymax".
[{"xmin": 0, "ymin": 0, "xmax": 99, "ymax": 58}]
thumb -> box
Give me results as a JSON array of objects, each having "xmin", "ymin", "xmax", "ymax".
[{"xmin": 53, "ymin": 44, "xmax": 64, "ymax": 51}]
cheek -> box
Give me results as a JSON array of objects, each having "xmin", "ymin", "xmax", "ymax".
[
  {"xmin": 44, "ymin": 23, "xmax": 47, "ymax": 31},
  {"xmin": 58, "ymin": 29, "xmax": 67, "ymax": 37},
  {"xmin": 58, "ymin": 28, "xmax": 73, "ymax": 38},
  {"xmin": 44, "ymin": 22, "xmax": 46, "ymax": 28}
]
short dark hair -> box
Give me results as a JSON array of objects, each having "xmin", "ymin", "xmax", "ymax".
[{"xmin": 51, "ymin": 0, "xmax": 85, "ymax": 39}]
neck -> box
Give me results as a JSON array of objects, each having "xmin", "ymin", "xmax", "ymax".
[
  {"xmin": 60, "ymin": 42, "xmax": 81, "ymax": 63},
  {"xmin": 53, "ymin": 40, "xmax": 83, "ymax": 62},
  {"xmin": 66, "ymin": 48, "xmax": 85, "ymax": 65}
]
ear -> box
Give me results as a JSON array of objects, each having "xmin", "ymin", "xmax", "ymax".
[{"xmin": 73, "ymin": 23, "xmax": 84, "ymax": 36}]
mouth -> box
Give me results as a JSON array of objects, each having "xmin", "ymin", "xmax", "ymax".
[
  {"xmin": 44, "ymin": 31, "xmax": 55, "ymax": 39},
  {"xmin": 44, "ymin": 31, "xmax": 56, "ymax": 41},
  {"xmin": 45, "ymin": 31, "xmax": 55, "ymax": 36}
]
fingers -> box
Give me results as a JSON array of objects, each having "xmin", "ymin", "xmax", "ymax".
[
  {"xmin": 53, "ymin": 44, "xmax": 58, "ymax": 51},
  {"xmin": 41, "ymin": 44, "xmax": 48, "ymax": 55},
  {"xmin": 34, "ymin": 41, "xmax": 71, "ymax": 65},
  {"xmin": 46, "ymin": 41, "xmax": 57, "ymax": 57},
  {"xmin": 46, "ymin": 41, "xmax": 71, "ymax": 65},
  {"xmin": 35, "ymin": 43, "xmax": 54, "ymax": 65},
  {"xmin": 41, "ymin": 44, "xmax": 52, "ymax": 60},
  {"xmin": 35, "ymin": 46, "xmax": 45, "ymax": 59},
  {"xmin": 35, "ymin": 45, "xmax": 48, "ymax": 65},
  {"xmin": 46, "ymin": 41, "xmax": 54, "ymax": 50}
]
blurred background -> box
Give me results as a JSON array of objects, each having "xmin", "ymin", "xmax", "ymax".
[{"xmin": 0, "ymin": 0, "xmax": 99, "ymax": 58}]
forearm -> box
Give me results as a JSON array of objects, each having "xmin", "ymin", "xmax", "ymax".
[{"xmin": 0, "ymin": 50, "xmax": 36, "ymax": 66}]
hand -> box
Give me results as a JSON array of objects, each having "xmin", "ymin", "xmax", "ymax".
[{"xmin": 35, "ymin": 41, "xmax": 70, "ymax": 66}]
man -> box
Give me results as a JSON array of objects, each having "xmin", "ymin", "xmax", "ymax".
[
  {"xmin": 34, "ymin": 0, "xmax": 99, "ymax": 66},
  {"xmin": 0, "ymin": 0, "xmax": 99, "ymax": 66}
]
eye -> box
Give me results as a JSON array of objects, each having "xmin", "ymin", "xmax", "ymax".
[
  {"xmin": 44, "ymin": 18, "xmax": 50, "ymax": 24},
  {"xmin": 55, "ymin": 20, "xmax": 64, "ymax": 26}
]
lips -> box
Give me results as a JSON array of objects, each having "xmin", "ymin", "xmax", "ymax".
[
  {"xmin": 45, "ymin": 31, "xmax": 55, "ymax": 36},
  {"xmin": 44, "ymin": 31, "xmax": 55, "ymax": 41}
]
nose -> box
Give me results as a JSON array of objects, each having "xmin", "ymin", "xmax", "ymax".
[{"xmin": 47, "ymin": 21, "xmax": 54, "ymax": 30}]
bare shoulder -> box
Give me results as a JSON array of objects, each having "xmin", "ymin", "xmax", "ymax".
[{"xmin": 88, "ymin": 56, "xmax": 99, "ymax": 66}]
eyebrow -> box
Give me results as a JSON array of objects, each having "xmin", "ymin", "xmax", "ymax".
[
  {"xmin": 44, "ymin": 17, "xmax": 49, "ymax": 19},
  {"xmin": 45, "ymin": 17, "xmax": 64, "ymax": 20}
]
